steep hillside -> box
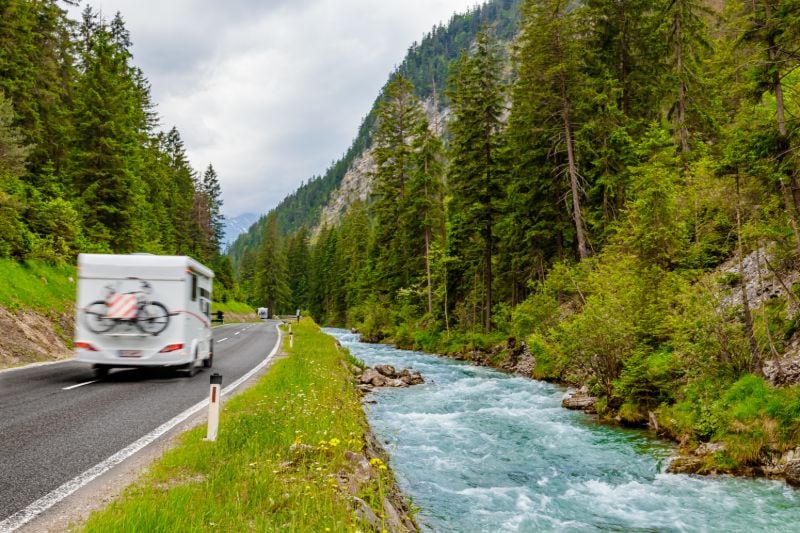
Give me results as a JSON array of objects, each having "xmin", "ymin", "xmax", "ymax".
[
  {"xmin": 228, "ymin": 0, "xmax": 522, "ymax": 269},
  {"xmin": 0, "ymin": 260, "xmax": 76, "ymax": 368}
]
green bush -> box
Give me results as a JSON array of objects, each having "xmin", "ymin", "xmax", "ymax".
[
  {"xmin": 528, "ymin": 334, "xmax": 562, "ymax": 380},
  {"xmin": 510, "ymin": 290, "xmax": 558, "ymax": 339},
  {"xmin": 614, "ymin": 348, "xmax": 682, "ymax": 409}
]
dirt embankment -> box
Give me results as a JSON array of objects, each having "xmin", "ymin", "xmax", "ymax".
[{"xmin": 0, "ymin": 307, "xmax": 73, "ymax": 369}]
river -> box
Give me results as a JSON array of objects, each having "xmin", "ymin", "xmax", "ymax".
[{"xmin": 324, "ymin": 329, "xmax": 800, "ymax": 532}]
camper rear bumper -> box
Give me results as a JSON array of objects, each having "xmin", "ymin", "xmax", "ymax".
[{"xmin": 74, "ymin": 346, "xmax": 192, "ymax": 367}]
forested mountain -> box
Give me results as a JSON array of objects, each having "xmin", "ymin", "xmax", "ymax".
[
  {"xmin": 0, "ymin": 2, "xmax": 227, "ymax": 274},
  {"xmin": 238, "ymin": 0, "xmax": 800, "ymax": 470},
  {"xmin": 226, "ymin": 0, "xmax": 523, "ymax": 268}
]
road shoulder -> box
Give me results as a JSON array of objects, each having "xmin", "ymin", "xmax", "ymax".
[{"xmin": 20, "ymin": 345, "xmax": 287, "ymax": 533}]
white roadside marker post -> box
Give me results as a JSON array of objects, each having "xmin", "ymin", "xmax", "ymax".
[
  {"xmin": 206, "ymin": 373, "xmax": 223, "ymax": 441},
  {"xmin": 289, "ymin": 324, "xmax": 294, "ymax": 348}
]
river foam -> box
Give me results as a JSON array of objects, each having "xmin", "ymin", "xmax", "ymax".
[{"xmin": 326, "ymin": 328, "xmax": 800, "ymax": 532}]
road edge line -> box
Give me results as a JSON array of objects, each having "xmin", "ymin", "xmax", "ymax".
[{"xmin": 0, "ymin": 322, "xmax": 283, "ymax": 533}]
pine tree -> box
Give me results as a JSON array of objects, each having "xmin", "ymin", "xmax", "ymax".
[
  {"xmin": 410, "ymin": 116, "xmax": 445, "ymax": 316},
  {"xmin": 0, "ymin": 0, "xmax": 74, "ymax": 180},
  {"xmin": 163, "ymin": 127, "xmax": 201, "ymax": 256},
  {"xmin": 69, "ymin": 7, "xmax": 145, "ymax": 252},
  {"xmin": 447, "ymin": 30, "xmax": 505, "ymax": 331},
  {"xmin": 662, "ymin": 0, "xmax": 713, "ymax": 154},
  {"xmin": 513, "ymin": 0, "xmax": 590, "ymax": 260},
  {"xmin": 371, "ymin": 75, "xmax": 425, "ymax": 295},
  {"xmin": 255, "ymin": 213, "xmax": 290, "ymax": 316},
  {"xmin": 201, "ymin": 164, "xmax": 225, "ymax": 257},
  {"xmin": 0, "ymin": 91, "xmax": 31, "ymax": 258},
  {"xmin": 584, "ymin": 0, "xmax": 665, "ymax": 124},
  {"xmin": 286, "ymin": 225, "xmax": 311, "ymax": 311}
]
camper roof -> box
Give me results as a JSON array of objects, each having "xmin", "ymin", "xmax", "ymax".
[{"xmin": 78, "ymin": 254, "xmax": 214, "ymax": 280}]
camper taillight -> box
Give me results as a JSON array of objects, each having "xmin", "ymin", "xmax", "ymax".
[
  {"xmin": 74, "ymin": 342, "xmax": 97, "ymax": 351},
  {"xmin": 159, "ymin": 343, "xmax": 184, "ymax": 353}
]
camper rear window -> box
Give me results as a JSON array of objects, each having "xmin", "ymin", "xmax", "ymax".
[{"xmin": 190, "ymin": 273, "xmax": 197, "ymax": 301}]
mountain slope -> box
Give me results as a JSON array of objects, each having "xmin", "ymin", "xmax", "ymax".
[
  {"xmin": 228, "ymin": 0, "xmax": 522, "ymax": 269},
  {"xmin": 223, "ymin": 212, "xmax": 258, "ymax": 248}
]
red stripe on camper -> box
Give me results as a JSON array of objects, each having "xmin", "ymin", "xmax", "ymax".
[{"xmin": 108, "ymin": 293, "xmax": 138, "ymax": 319}]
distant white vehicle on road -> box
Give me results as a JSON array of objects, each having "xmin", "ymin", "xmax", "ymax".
[
  {"xmin": 74, "ymin": 253, "xmax": 214, "ymax": 378},
  {"xmin": 257, "ymin": 307, "xmax": 269, "ymax": 319}
]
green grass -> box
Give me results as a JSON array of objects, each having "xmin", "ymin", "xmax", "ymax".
[
  {"xmin": 0, "ymin": 259, "xmax": 76, "ymax": 315},
  {"xmin": 81, "ymin": 318, "xmax": 396, "ymax": 532},
  {"xmin": 211, "ymin": 300, "xmax": 254, "ymax": 315}
]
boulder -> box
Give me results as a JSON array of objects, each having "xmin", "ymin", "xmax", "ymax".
[
  {"xmin": 359, "ymin": 366, "xmax": 424, "ymax": 389},
  {"xmin": 360, "ymin": 368, "xmax": 382, "ymax": 384},
  {"xmin": 695, "ymin": 442, "xmax": 726, "ymax": 456},
  {"xmin": 401, "ymin": 372, "xmax": 424, "ymax": 386},
  {"xmin": 764, "ymin": 355, "xmax": 800, "ymax": 387},
  {"xmin": 353, "ymin": 496, "xmax": 381, "ymax": 530},
  {"xmin": 666, "ymin": 455, "xmax": 704, "ymax": 474},
  {"xmin": 784, "ymin": 460, "xmax": 800, "ymax": 486},
  {"xmin": 345, "ymin": 451, "xmax": 375, "ymax": 485},
  {"xmin": 383, "ymin": 497, "xmax": 412, "ymax": 532},
  {"xmin": 375, "ymin": 364, "xmax": 396, "ymax": 378},
  {"xmin": 561, "ymin": 386, "xmax": 597, "ymax": 411}
]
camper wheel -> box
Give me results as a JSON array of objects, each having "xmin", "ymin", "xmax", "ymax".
[
  {"xmin": 203, "ymin": 341, "xmax": 214, "ymax": 369},
  {"xmin": 93, "ymin": 364, "xmax": 110, "ymax": 379},
  {"xmin": 181, "ymin": 349, "xmax": 199, "ymax": 377}
]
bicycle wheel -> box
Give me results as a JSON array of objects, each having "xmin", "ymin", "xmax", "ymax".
[
  {"xmin": 84, "ymin": 301, "xmax": 115, "ymax": 333},
  {"xmin": 136, "ymin": 302, "xmax": 170, "ymax": 335}
]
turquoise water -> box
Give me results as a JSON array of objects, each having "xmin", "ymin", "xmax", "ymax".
[{"xmin": 324, "ymin": 329, "xmax": 800, "ymax": 532}]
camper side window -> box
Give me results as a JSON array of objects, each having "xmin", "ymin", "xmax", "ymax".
[
  {"xmin": 199, "ymin": 288, "xmax": 210, "ymax": 318},
  {"xmin": 190, "ymin": 274, "xmax": 197, "ymax": 301}
]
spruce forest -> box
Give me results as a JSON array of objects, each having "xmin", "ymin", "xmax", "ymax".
[
  {"xmin": 234, "ymin": 0, "xmax": 800, "ymax": 469},
  {"xmin": 0, "ymin": 2, "xmax": 234, "ymax": 295}
]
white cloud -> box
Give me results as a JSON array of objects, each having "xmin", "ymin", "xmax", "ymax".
[{"xmin": 68, "ymin": 0, "xmax": 479, "ymax": 216}]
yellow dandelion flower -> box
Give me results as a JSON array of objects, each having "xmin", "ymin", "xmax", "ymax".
[{"xmin": 329, "ymin": 438, "xmax": 341, "ymax": 447}]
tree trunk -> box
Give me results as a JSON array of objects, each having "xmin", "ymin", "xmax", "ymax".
[
  {"xmin": 424, "ymin": 225, "xmax": 433, "ymax": 315},
  {"xmin": 555, "ymin": 25, "xmax": 588, "ymax": 260},
  {"xmin": 484, "ymin": 220, "xmax": 493, "ymax": 332},
  {"xmin": 676, "ymin": 12, "xmax": 689, "ymax": 154},
  {"xmin": 779, "ymin": 178, "xmax": 800, "ymax": 257},
  {"xmin": 561, "ymin": 86, "xmax": 588, "ymax": 260},
  {"xmin": 736, "ymin": 176, "xmax": 761, "ymax": 374}
]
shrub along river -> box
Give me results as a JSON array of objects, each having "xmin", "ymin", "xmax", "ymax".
[{"xmin": 324, "ymin": 329, "xmax": 800, "ymax": 532}]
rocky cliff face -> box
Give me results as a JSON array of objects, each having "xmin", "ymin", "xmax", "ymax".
[
  {"xmin": 317, "ymin": 151, "xmax": 375, "ymax": 233},
  {"xmin": 315, "ymin": 97, "xmax": 446, "ymax": 234},
  {"xmin": 716, "ymin": 246, "xmax": 800, "ymax": 386}
]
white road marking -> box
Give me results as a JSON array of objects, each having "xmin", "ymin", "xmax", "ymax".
[
  {"xmin": 0, "ymin": 323, "xmax": 282, "ymax": 533},
  {"xmin": 234, "ymin": 331, "xmax": 240, "ymax": 335},
  {"xmin": 62, "ymin": 380, "xmax": 98, "ymax": 391},
  {"xmin": 218, "ymin": 338, "xmax": 228, "ymax": 343}
]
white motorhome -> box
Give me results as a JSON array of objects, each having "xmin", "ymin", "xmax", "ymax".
[
  {"xmin": 74, "ymin": 253, "xmax": 214, "ymax": 378},
  {"xmin": 257, "ymin": 307, "xmax": 269, "ymax": 320}
]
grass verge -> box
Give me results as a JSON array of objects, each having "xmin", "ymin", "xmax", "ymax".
[
  {"xmin": 81, "ymin": 318, "xmax": 406, "ymax": 532},
  {"xmin": 0, "ymin": 259, "xmax": 76, "ymax": 315}
]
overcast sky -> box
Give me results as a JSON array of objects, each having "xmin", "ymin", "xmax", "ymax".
[{"xmin": 66, "ymin": 1, "xmax": 480, "ymax": 217}]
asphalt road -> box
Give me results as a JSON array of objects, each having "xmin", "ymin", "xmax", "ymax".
[{"xmin": 0, "ymin": 320, "xmax": 280, "ymax": 523}]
